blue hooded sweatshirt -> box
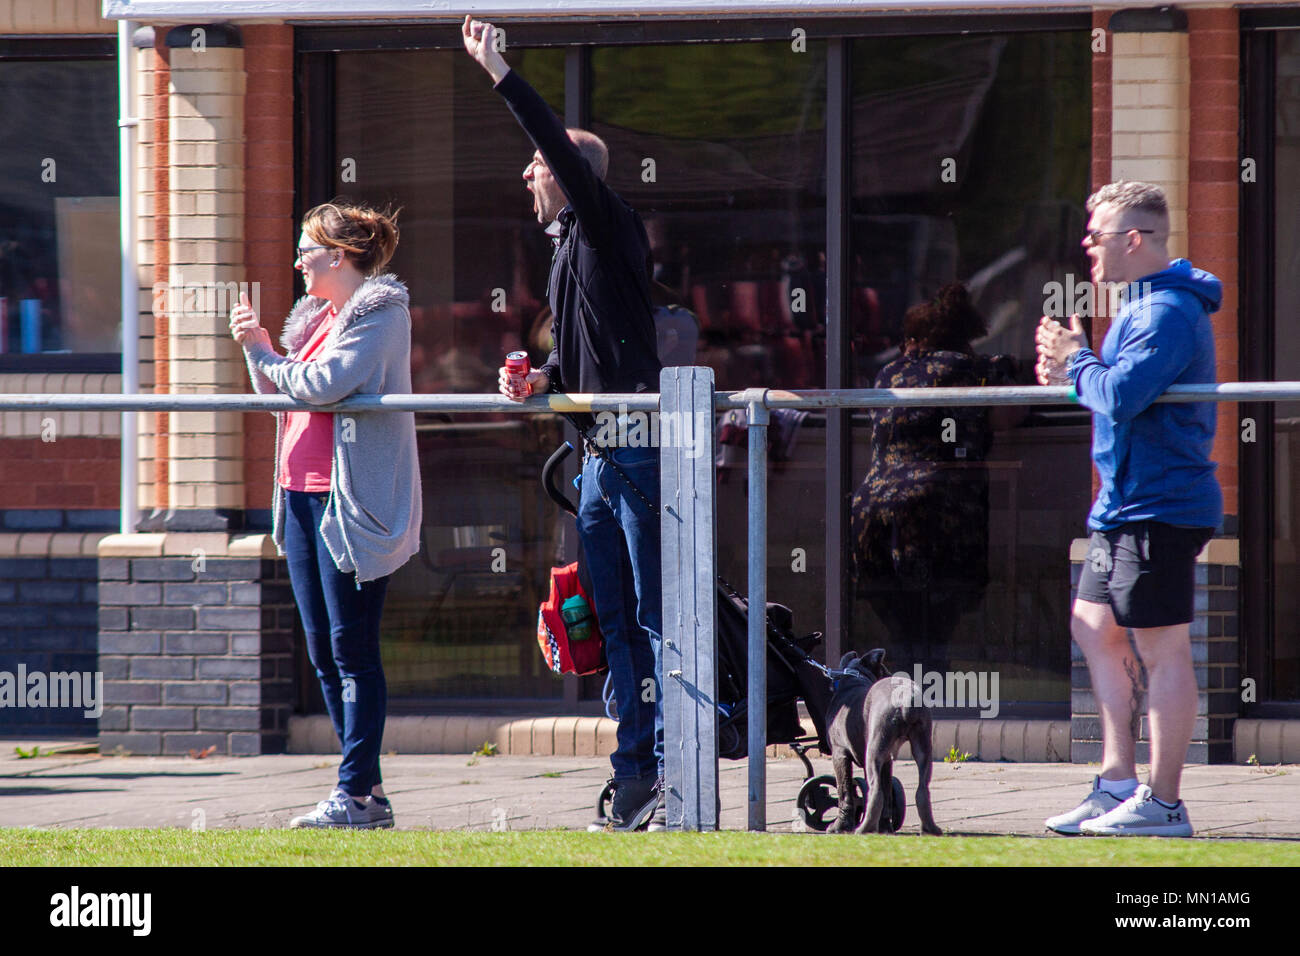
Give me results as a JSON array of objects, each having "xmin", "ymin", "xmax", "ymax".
[{"xmin": 1069, "ymin": 258, "xmax": 1223, "ymax": 532}]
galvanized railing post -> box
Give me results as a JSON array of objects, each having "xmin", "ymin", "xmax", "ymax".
[
  {"xmin": 660, "ymin": 367, "xmax": 718, "ymax": 831},
  {"xmin": 743, "ymin": 388, "xmax": 770, "ymax": 831}
]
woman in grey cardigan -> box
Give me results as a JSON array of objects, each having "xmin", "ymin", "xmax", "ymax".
[{"xmin": 229, "ymin": 202, "xmax": 421, "ymax": 828}]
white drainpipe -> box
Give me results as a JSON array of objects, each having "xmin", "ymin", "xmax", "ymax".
[{"xmin": 118, "ymin": 20, "xmax": 140, "ymax": 536}]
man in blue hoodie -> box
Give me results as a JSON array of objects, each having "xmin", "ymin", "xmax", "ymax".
[{"xmin": 1036, "ymin": 181, "xmax": 1222, "ymax": 837}]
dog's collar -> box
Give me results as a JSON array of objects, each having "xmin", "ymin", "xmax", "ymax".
[{"xmin": 830, "ymin": 668, "xmax": 872, "ymax": 692}]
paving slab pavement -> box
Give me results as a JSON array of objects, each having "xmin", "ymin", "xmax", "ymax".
[{"xmin": 1, "ymin": 741, "xmax": 1297, "ymax": 838}]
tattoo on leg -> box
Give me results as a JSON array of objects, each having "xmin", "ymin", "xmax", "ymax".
[{"xmin": 1124, "ymin": 656, "xmax": 1145, "ymax": 741}]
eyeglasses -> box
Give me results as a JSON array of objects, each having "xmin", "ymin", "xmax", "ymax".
[
  {"xmin": 1084, "ymin": 228, "xmax": 1154, "ymax": 245},
  {"xmin": 295, "ymin": 244, "xmax": 327, "ymax": 262}
]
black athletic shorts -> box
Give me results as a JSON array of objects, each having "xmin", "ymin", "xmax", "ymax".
[{"xmin": 1075, "ymin": 521, "xmax": 1214, "ymax": 629}]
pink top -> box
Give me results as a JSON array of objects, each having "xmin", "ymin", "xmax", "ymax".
[{"xmin": 278, "ymin": 305, "xmax": 336, "ymax": 492}]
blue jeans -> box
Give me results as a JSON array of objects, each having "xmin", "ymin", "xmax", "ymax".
[
  {"xmin": 577, "ymin": 445, "xmax": 664, "ymax": 781},
  {"xmin": 283, "ymin": 489, "xmax": 390, "ymax": 797}
]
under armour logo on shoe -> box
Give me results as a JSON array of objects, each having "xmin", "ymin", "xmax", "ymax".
[{"xmin": 1167, "ymin": 812, "xmax": 1182, "ymax": 822}]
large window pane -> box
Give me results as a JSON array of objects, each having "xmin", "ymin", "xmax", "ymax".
[
  {"xmin": 592, "ymin": 40, "xmax": 828, "ymax": 630},
  {"xmin": 0, "ymin": 59, "xmax": 120, "ymax": 356},
  {"xmin": 1270, "ymin": 31, "xmax": 1300, "ymax": 702},
  {"xmin": 848, "ymin": 32, "xmax": 1092, "ymax": 710}
]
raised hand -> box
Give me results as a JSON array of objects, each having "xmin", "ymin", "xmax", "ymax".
[
  {"xmin": 462, "ymin": 15, "xmax": 510, "ymax": 83},
  {"xmin": 230, "ymin": 290, "xmax": 272, "ymax": 350}
]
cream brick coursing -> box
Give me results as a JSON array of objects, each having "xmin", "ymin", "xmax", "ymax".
[
  {"xmin": 166, "ymin": 47, "xmax": 248, "ymax": 511},
  {"xmin": 0, "ymin": 0, "xmax": 111, "ymax": 34},
  {"xmin": 1110, "ymin": 31, "xmax": 1190, "ymax": 261},
  {"xmin": 0, "ymin": 374, "xmax": 124, "ymax": 438},
  {"xmin": 0, "ymin": 533, "xmax": 108, "ymax": 559}
]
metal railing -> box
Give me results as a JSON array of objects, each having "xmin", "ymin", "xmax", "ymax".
[
  {"xmin": 2, "ymin": 379, "xmax": 1294, "ymax": 414},
  {"xmin": 1, "ymin": 375, "xmax": 1293, "ymax": 832}
]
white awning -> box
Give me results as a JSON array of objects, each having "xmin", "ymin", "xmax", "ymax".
[
  {"xmin": 99, "ymin": 0, "xmax": 1300, "ymax": 22},
  {"xmin": 92, "ymin": 1, "xmax": 1153, "ymax": 22}
]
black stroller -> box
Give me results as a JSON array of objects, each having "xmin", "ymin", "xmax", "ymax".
[{"xmin": 543, "ymin": 440, "xmax": 905, "ymax": 832}]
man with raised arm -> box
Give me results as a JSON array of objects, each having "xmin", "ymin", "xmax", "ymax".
[
  {"xmin": 462, "ymin": 16, "xmax": 666, "ymax": 832},
  {"xmin": 1037, "ymin": 180, "xmax": 1222, "ymax": 836}
]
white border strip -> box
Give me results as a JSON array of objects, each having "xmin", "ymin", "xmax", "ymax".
[
  {"xmin": 95, "ymin": 1, "xmax": 1136, "ymax": 22},
  {"xmin": 100, "ymin": 0, "xmax": 1300, "ymax": 23}
]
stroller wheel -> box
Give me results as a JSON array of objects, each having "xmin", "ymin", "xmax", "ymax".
[
  {"xmin": 595, "ymin": 780, "xmax": 615, "ymax": 823},
  {"xmin": 718, "ymin": 720, "xmax": 743, "ymax": 759},
  {"xmin": 796, "ymin": 774, "xmax": 865, "ymax": 832},
  {"xmin": 887, "ymin": 775, "xmax": 907, "ymax": 832},
  {"xmin": 855, "ymin": 775, "xmax": 908, "ymax": 832}
]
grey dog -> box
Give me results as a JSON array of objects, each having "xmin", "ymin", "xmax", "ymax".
[{"xmin": 826, "ymin": 649, "xmax": 942, "ymax": 835}]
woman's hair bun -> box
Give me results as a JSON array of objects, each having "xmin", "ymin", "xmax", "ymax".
[{"xmin": 302, "ymin": 201, "xmax": 401, "ymax": 276}]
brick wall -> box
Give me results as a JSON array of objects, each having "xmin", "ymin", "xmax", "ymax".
[
  {"xmin": 1110, "ymin": 27, "xmax": 1190, "ymax": 258},
  {"xmin": 0, "ymin": 0, "xmax": 111, "ymax": 33},
  {"xmin": 0, "ymin": 374, "xmax": 123, "ymax": 516},
  {"xmin": 242, "ymin": 25, "xmax": 295, "ymax": 513},
  {"xmin": 166, "ymin": 39, "xmax": 247, "ymax": 514},
  {"xmin": 1188, "ymin": 7, "xmax": 1241, "ymax": 523},
  {"xmin": 97, "ymin": 537, "xmax": 295, "ymax": 755},
  {"xmin": 0, "ymin": 535, "xmax": 106, "ymax": 736},
  {"xmin": 144, "ymin": 35, "xmax": 171, "ymax": 515},
  {"xmin": 1092, "ymin": 10, "xmax": 1112, "ymax": 193},
  {"xmin": 0, "ymin": 437, "xmax": 119, "ymax": 513}
]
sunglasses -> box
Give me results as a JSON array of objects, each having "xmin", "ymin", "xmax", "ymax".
[{"xmin": 1084, "ymin": 228, "xmax": 1154, "ymax": 245}]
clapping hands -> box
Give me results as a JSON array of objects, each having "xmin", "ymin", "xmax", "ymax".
[{"xmin": 1035, "ymin": 314, "xmax": 1088, "ymax": 386}]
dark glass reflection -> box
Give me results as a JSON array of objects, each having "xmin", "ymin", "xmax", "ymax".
[
  {"xmin": 848, "ymin": 32, "xmax": 1093, "ymax": 710},
  {"xmin": 592, "ymin": 40, "xmax": 828, "ymax": 635},
  {"xmin": 0, "ymin": 60, "xmax": 120, "ymax": 354},
  {"xmin": 851, "ymin": 284, "xmax": 1019, "ymax": 650},
  {"xmin": 1270, "ymin": 30, "xmax": 1300, "ymax": 701}
]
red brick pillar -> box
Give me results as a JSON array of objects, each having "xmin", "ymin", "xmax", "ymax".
[
  {"xmin": 241, "ymin": 24, "xmax": 295, "ymax": 518},
  {"xmin": 1187, "ymin": 7, "xmax": 1241, "ymax": 528}
]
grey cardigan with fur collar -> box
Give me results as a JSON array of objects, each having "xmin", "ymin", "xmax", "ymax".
[{"xmin": 242, "ymin": 273, "xmax": 422, "ymax": 583}]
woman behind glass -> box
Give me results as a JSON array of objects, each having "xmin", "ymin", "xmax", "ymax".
[{"xmin": 851, "ymin": 282, "xmax": 1018, "ymax": 651}]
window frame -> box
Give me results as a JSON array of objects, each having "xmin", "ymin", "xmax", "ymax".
[{"xmin": 0, "ymin": 36, "xmax": 121, "ymax": 374}]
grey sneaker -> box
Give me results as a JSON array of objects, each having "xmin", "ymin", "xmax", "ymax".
[
  {"xmin": 1045, "ymin": 776, "xmax": 1125, "ymax": 835},
  {"xmin": 290, "ymin": 789, "xmax": 394, "ymax": 829},
  {"xmin": 1079, "ymin": 784, "xmax": 1193, "ymax": 837},
  {"xmin": 367, "ymin": 795, "xmax": 394, "ymax": 828}
]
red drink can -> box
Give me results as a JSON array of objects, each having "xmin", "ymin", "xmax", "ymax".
[{"xmin": 505, "ymin": 350, "xmax": 531, "ymax": 395}]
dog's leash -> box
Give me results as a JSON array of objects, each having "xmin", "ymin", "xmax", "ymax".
[{"xmin": 805, "ymin": 656, "xmax": 857, "ymax": 691}]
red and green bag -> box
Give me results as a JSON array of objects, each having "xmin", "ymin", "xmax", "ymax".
[{"xmin": 537, "ymin": 562, "xmax": 606, "ymax": 676}]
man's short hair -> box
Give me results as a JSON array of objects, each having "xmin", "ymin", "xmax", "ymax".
[
  {"xmin": 567, "ymin": 128, "xmax": 609, "ymax": 180},
  {"xmin": 1086, "ymin": 180, "xmax": 1169, "ymax": 223}
]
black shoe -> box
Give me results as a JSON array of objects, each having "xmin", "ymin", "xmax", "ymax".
[
  {"xmin": 608, "ymin": 774, "xmax": 658, "ymax": 832},
  {"xmin": 647, "ymin": 778, "xmax": 667, "ymax": 832}
]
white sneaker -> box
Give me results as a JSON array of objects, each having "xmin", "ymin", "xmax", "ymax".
[
  {"xmin": 1045, "ymin": 776, "xmax": 1125, "ymax": 834},
  {"xmin": 1079, "ymin": 784, "xmax": 1192, "ymax": 837},
  {"xmin": 290, "ymin": 789, "xmax": 394, "ymax": 829}
]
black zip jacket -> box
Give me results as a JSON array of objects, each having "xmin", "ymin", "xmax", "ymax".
[{"xmin": 495, "ymin": 69, "xmax": 661, "ymax": 427}]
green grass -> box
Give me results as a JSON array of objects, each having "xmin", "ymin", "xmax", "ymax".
[{"xmin": 1, "ymin": 830, "xmax": 1297, "ymax": 867}]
